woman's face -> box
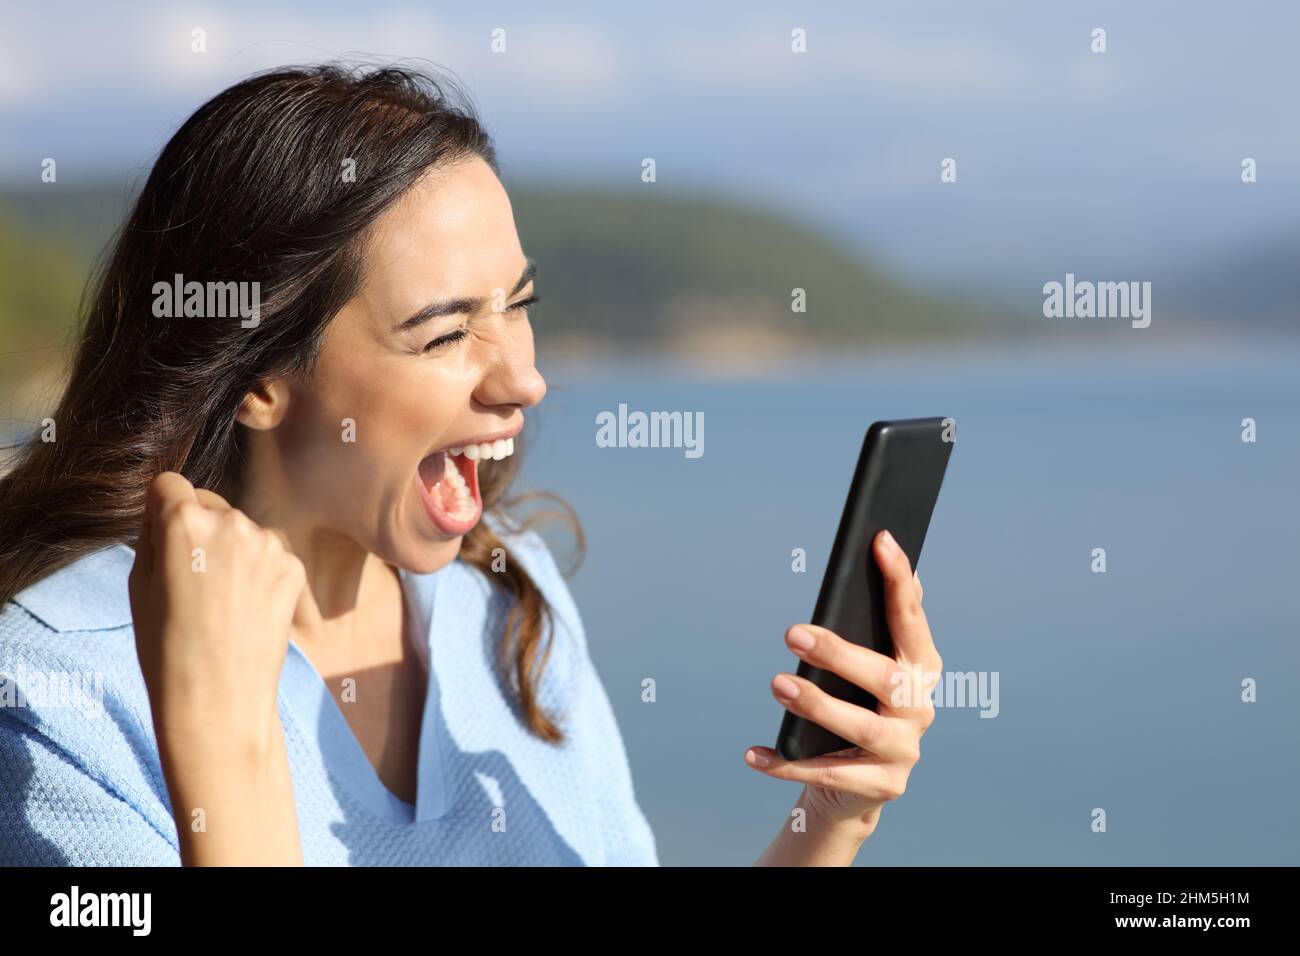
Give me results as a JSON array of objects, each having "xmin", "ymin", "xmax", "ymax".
[{"xmin": 241, "ymin": 156, "xmax": 546, "ymax": 574}]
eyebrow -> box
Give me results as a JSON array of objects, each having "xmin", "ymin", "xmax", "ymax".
[{"xmin": 393, "ymin": 259, "xmax": 538, "ymax": 333}]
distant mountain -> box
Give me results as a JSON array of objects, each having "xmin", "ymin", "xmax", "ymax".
[
  {"xmin": 0, "ymin": 181, "xmax": 1036, "ymax": 361},
  {"xmin": 508, "ymin": 186, "xmax": 1035, "ymax": 352}
]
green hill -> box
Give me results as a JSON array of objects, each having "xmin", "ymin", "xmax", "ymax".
[
  {"xmin": 510, "ymin": 186, "xmax": 1026, "ymax": 351},
  {"xmin": 0, "ymin": 182, "xmax": 1032, "ymax": 362}
]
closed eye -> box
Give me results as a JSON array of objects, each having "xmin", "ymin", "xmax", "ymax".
[
  {"xmin": 504, "ymin": 293, "xmax": 540, "ymax": 314},
  {"xmin": 420, "ymin": 294, "xmax": 540, "ymax": 353}
]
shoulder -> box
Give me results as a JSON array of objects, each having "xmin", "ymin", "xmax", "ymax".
[
  {"xmin": 2, "ymin": 544, "xmax": 140, "ymax": 692},
  {"xmin": 476, "ymin": 512, "xmax": 589, "ymax": 711},
  {"xmin": 481, "ymin": 511, "xmax": 569, "ymax": 584},
  {"xmin": 6, "ymin": 544, "xmax": 136, "ymax": 634},
  {"xmin": 488, "ymin": 515, "xmax": 587, "ymax": 634},
  {"xmin": 1, "ymin": 545, "xmax": 175, "ymax": 853},
  {"xmin": 1, "ymin": 541, "xmax": 150, "ymax": 725},
  {"xmin": 1, "ymin": 543, "xmax": 143, "ymax": 728},
  {"xmin": 479, "ymin": 510, "xmax": 586, "ymax": 648}
]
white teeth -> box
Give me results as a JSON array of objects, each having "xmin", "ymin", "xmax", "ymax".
[
  {"xmin": 441, "ymin": 435, "xmax": 517, "ymax": 464},
  {"xmin": 441, "ymin": 454, "xmax": 467, "ymax": 488},
  {"xmin": 435, "ymin": 453, "xmax": 475, "ymax": 520}
]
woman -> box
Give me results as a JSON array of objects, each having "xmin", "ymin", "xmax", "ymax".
[{"xmin": 0, "ymin": 63, "xmax": 941, "ymax": 866}]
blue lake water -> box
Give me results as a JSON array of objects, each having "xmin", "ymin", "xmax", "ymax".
[{"xmin": 517, "ymin": 341, "xmax": 1300, "ymax": 865}]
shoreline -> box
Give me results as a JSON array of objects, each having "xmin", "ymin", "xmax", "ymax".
[{"xmin": 535, "ymin": 329, "xmax": 1300, "ymax": 382}]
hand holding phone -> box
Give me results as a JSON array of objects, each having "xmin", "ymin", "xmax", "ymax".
[
  {"xmin": 775, "ymin": 417, "xmax": 953, "ymax": 761},
  {"xmin": 744, "ymin": 418, "xmax": 953, "ymax": 851}
]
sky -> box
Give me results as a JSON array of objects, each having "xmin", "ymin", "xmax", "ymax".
[{"xmin": 2, "ymin": 0, "xmax": 1298, "ymax": 295}]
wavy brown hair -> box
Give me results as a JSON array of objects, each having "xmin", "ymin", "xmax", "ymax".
[{"xmin": 0, "ymin": 61, "xmax": 582, "ymax": 744}]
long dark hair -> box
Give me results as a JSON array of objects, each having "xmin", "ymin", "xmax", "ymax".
[{"xmin": 0, "ymin": 62, "xmax": 580, "ymax": 743}]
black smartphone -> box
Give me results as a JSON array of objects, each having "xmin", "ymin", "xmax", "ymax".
[{"xmin": 775, "ymin": 417, "xmax": 954, "ymax": 761}]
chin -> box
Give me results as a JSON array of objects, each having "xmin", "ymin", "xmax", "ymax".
[{"xmin": 399, "ymin": 534, "xmax": 464, "ymax": 575}]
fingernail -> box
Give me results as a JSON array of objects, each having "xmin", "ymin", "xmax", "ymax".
[
  {"xmin": 746, "ymin": 748, "xmax": 771, "ymax": 768},
  {"xmin": 773, "ymin": 674, "xmax": 800, "ymax": 700},
  {"xmin": 787, "ymin": 626, "xmax": 815, "ymax": 652},
  {"xmin": 880, "ymin": 530, "xmax": 899, "ymax": 554}
]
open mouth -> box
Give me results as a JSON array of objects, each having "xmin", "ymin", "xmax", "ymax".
[{"xmin": 415, "ymin": 436, "xmax": 516, "ymax": 536}]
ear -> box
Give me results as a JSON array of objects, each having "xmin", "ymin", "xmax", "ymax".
[{"xmin": 236, "ymin": 378, "xmax": 290, "ymax": 430}]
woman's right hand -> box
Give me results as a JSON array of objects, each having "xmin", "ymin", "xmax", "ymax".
[
  {"xmin": 127, "ymin": 470, "xmax": 308, "ymax": 864},
  {"xmin": 128, "ymin": 471, "xmax": 306, "ymax": 745}
]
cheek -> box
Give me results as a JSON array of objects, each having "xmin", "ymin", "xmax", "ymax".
[
  {"xmin": 328, "ymin": 355, "xmax": 477, "ymax": 471},
  {"xmin": 408, "ymin": 350, "xmax": 482, "ymax": 427},
  {"xmin": 283, "ymin": 362, "xmax": 427, "ymax": 485}
]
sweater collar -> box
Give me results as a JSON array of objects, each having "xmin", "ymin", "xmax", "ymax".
[
  {"xmin": 8, "ymin": 513, "xmax": 509, "ymax": 635},
  {"xmin": 10, "ymin": 541, "xmax": 459, "ymax": 638},
  {"xmin": 11, "ymin": 544, "xmax": 136, "ymax": 632}
]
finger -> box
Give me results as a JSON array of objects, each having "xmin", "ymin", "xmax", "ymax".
[
  {"xmin": 873, "ymin": 530, "xmax": 935, "ymax": 664},
  {"xmin": 130, "ymin": 473, "xmax": 199, "ymax": 616},
  {"xmin": 743, "ymin": 746, "xmax": 906, "ymax": 801},
  {"xmin": 144, "ymin": 471, "xmax": 199, "ymax": 529},
  {"xmin": 193, "ymin": 487, "xmax": 233, "ymax": 512},
  {"xmin": 785, "ymin": 623, "xmax": 902, "ymax": 705},
  {"xmin": 770, "ymin": 671, "xmax": 915, "ymax": 762},
  {"xmin": 914, "ymin": 571, "xmax": 923, "ymax": 604},
  {"xmin": 138, "ymin": 472, "xmax": 200, "ymax": 568},
  {"xmin": 786, "ymin": 623, "xmax": 936, "ymax": 718}
]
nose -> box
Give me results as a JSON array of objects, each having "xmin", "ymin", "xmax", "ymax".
[{"xmin": 474, "ymin": 350, "xmax": 547, "ymax": 412}]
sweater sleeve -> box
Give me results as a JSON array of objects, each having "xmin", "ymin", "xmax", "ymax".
[{"xmin": 0, "ymin": 714, "xmax": 180, "ymax": 866}]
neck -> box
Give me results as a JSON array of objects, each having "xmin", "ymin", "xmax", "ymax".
[{"xmin": 233, "ymin": 482, "xmax": 397, "ymax": 649}]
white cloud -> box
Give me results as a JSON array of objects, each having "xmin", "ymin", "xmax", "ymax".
[
  {"xmin": 0, "ymin": 3, "xmax": 461, "ymax": 107},
  {"xmin": 660, "ymin": 20, "xmax": 1025, "ymax": 98},
  {"xmin": 0, "ymin": 2, "xmax": 623, "ymax": 114},
  {"xmin": 484, "ymin": 22, "xmax": 625, "ymax": 104}
]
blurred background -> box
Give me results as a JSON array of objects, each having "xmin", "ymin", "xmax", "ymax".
[{"xmin": 1, "ymin": 0, "xmax": 1296, "ymax": 865}]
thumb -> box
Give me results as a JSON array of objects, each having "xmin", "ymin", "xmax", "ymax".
[
  {"xmin": 127, "ymin": 498, "xmax": 156, "ymax": 622},
  {"xmin": 128, "ymin": 471, "xmax": 198, "ymax": 613}
]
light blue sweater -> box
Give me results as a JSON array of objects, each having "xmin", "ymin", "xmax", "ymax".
[{"xmin": 0, "ymin": 522, "xmax": 658, "ymax": 865}]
